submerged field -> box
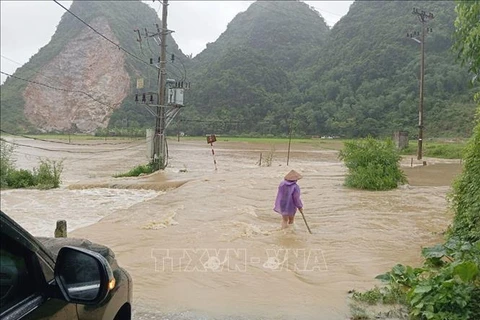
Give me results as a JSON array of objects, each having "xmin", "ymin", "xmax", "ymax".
[{"xmin": 0, "ymin": 134, "xmax": 464, "ymax": 319}]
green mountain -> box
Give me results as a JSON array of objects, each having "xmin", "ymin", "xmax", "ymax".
[
  {"xmin": 1, "ymin": 0, "xmax": 476, "ymax": 139},
  {"xmin": 175, "ymin": 0, "xmax": 476, "ymax": 138},
  {"xmin": 194, "ymin": 0, "xmax": 329, "ymax": 72},
  {"xmin": 298, "ymin": 0, "xmax": 476, "ymax": 138},
  {"xmin": 176, "ymin": 0, "xmax": 330, "ymax": 135},
  {"xmin": 0, "ymin": 0, "xmax": 187, "ymax": 133}
]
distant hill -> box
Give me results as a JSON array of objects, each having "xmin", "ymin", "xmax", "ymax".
[
  {"xmin": 194, "ymin": 0, "xmax": 329, "ymax": 72},
  {"xmin": 0, "ymin": 0, "xmax": 187, "ymax": 133},
  {"xmin": 1, "ymin": 0, "xmax": 477, "ymax": 139},
  {"xmin": 177, "ymin": 0, "xmax": 331, "ymax": 135},
  {"xmin": 299, "ymin": 0, "xmax": 476, "ymax": 137},
  {"xmin": 175, "ymin": 0, "xmax": 476, "ymax": 138}
]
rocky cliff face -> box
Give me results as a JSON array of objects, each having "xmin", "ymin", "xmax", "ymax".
[{"xmin": 23, "ymin": 17, "xmax": 130, "ymax": 133}]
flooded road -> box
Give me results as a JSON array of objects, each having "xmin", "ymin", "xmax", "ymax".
[{"xmin": 0, "ymin": 136, "xmax": 462, "ymax": 319}]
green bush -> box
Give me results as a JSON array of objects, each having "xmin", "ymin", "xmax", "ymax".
[
  {"xmin": 34, "ymin": 159, "xmax": 64, "ymax": 189},
  {"xmin": 449, "ymin": 110, "xmax": 480, "ymax": 242},
  {"xmin": 374, "ymin": 238, "xmax": 480, "ymax": 320},
  {"xmin": 0, "ymin": 139, "xmax": 15, "ymax": 188},
  {"xmin": 114, "ymin": 163, "xmax": 154, "ymax": 177},
  {"xmin": 6, "ymin": 169, "xmax": 36, "ymax": 188},
  {"xmin": 338, "ymin": 137, "xmax": 407, "ymax": 190},
  {"xmin": 351, "ymin": 286, "xmax": 405, "ymax": 305}
]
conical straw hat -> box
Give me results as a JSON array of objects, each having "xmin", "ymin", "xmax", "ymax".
[{"xmin": 284, "ymin": 170, "xmax": 303, "ymax": 181}]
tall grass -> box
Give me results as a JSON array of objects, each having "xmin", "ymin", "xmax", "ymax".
[
  {"xmin": 339, "ymin": 137, "xmax": 407, "ymax": 190},
  {"xmin": 401, "ymin": 141, "xmax": 466, "ymax": 159},
  {"xmin": 114, "ymin": 163, "xmax": 154, "ymax": 177}
]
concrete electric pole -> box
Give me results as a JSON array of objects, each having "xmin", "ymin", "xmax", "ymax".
[
  {"xmin": 409, "ymin": 8, "xmax": 434, "ymax": 160},
  {"xmin": 134, "ymin": 0, "xmax": 187, "ymax": 171},
  {"xmin": 154, "ymin": 0, "xmax": 169, "ymax": 170}
]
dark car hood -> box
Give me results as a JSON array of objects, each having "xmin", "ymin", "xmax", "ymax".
[{"xmin": 37, "ymin": 237, "xmax": 118, "ymax": 267}]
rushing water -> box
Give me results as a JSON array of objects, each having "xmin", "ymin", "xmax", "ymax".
[{"xmin": 0, "ymin": 137, "xmax": 462, "ymax": 319}]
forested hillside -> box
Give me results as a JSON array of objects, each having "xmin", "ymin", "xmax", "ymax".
[
  {"xmin": 174, "ymin": 0, "xmax": 476, "ymax": 138},
  {"xmin": 0, "ymin": 0, "xmax": 187, "ymax": 133},
  {"xmin": 297, "ymin": 0, "xmax": 476, "ymax": 138},
  {"xmin": 1, "ymin": 0, "xmax": 476, "ymax": 138},
  {"xmin": 177, "ymin": 0, "xmax": 329, "ymax": 135}
]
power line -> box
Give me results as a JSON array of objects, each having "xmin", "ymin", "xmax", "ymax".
[
  {"xmin": 1, "ymin": 54, "xmax": 110, "ymax": 103},
  {"xmin": 1, "ymin": 137, "xmax": 143, "ymax": 154},
  {"xmin": 53, "ymin": 0, "xmax": 156, "ymax": 71},
  {"xmin": 1, "ymin": 55, "xmax": 59, "ymax": 85},
  {"xmin": 170, "ymin": 51, "xmax": 188, "ymax": 81},
  {"xmin": 0, "ymin": 129, "xmax": 141, "ymax": 146},
  {"xmin": 0, "ymin": 71, "xmax": 117, "ymax": 110}
]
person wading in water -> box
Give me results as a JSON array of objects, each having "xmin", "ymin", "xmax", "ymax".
[{"xmin": 273, "ymin": 170, "xmax": 304, "ymax": 229}]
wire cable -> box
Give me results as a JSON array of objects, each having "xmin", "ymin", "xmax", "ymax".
[
  {"xmin": 1, "ymin": 54, "xmax": 59, "ymax": 85},
  {"xmin": 0, "ymin": 71, "xmax": 118, "ymax": 110},
  {"xmin": 1, "ymin": 138, "xmax": 144, "ymax": 154},
  {"xmin": 53, "ymin": 0, "xmax": 157, "ymax": 71},
  {"xmin": 0, "ymin": 129, "xmax": 142, "ymax": 146}
]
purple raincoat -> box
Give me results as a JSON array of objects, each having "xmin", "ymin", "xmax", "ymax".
[{"xmin": 273, "ymin": 180, "xmax": 303, "ymax": 217}]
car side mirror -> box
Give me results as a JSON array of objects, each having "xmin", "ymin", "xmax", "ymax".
[{"xmin": 54, "ymin": 246, "xmax": 115, "ymax": 305}]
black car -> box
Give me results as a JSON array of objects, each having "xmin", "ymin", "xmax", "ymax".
[{"xmin": 0, "ymin": 210, "xmax": 132, "ymax": 320}]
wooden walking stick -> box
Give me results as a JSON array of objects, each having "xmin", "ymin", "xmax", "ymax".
[{"xmin": 299, "ymin": 209, "xmax": 312, "ymax": 234}]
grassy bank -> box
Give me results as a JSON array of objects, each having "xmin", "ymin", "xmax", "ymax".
[
  {"xmin": 3, "ymin": 132, "xmax": 467, "ymax": 159},
  {"xmin": 401, "ymin": 140, "xmax": 467, "ymax": 159}
]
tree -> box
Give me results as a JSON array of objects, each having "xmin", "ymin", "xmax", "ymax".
[
  {"xmin": 454, "ymin": 1, "xmax": 480, "ymax": 86},
  {"xmin": 449, "ymin": 1, "xmax": 480, "ymax": 242}
]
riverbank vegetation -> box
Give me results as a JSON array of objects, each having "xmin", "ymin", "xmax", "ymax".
[
  {"xmin": 339, "ymin": 137, "xmax": 407, "ymax": 191},
  {"xmin": 400, "ymin": 140, "xmax": 467, "ymax": 159},
  {"xmin": 113, "ymin": 163, "xmax": 155, "ymax": 178},
  {"xmin": 350, "ymin": 2, "xmax": 480, "ymax": 318},
  {"xmin": 0, "ymin": 140, "xmax": 63, "ymax": 189}
]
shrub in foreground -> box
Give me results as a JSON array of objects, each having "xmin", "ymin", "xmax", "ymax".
[
  {"xmin": 365, "ymin": 238, "xmax": 480, "ymax": 320},
  {"xmin": 6, "ymin": 169, "xmax": 36, "ymax": 188},
  {"xmin": 34, "ymin": 159, "xmax": 64, "ymax": 189},
  {"xmin": 339, "ymin": 137, "xmax": 407, "ymax": 190}
]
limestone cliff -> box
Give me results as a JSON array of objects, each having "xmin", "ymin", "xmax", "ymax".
[
  {"xmin": 1, "ymin": 0, "xmax": 187, "ymax": 134},
  {"xmin": 23, "ymin": 17, "xmax": 130, "ymax": 133}
]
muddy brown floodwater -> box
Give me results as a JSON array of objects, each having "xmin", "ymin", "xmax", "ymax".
[{"xmin": 0, "ymin": 137, "xmax": 463, "ymax": 319}]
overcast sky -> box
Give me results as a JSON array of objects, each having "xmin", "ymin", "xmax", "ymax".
[{"xmin": 0, "ymin": 1, "xmax": 353, "ymax": 83}]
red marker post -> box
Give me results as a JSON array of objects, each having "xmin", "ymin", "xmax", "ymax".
[{"xmin": 207, "ymin": 134, "xmax": 218, "ymax": 171}]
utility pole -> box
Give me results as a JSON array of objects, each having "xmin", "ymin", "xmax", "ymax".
[
  {"xmin": 410, "ymin": 8, "xmax": 434, "ymax": 160},
  {"xmin": 154, "ymin": 0, "xmax": 169, "ymax": 170},
  {"xmin": 134, "ymin": 0, "xmax": 187, "ymax": 171}
]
